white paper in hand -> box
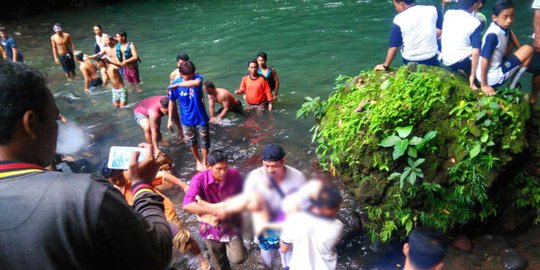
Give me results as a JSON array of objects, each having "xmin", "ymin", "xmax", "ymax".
[{"xmin": 107, "ymin": 146, "xmax": 147, "ymax": 170}]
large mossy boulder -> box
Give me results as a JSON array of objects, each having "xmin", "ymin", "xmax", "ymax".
[{"xmin": 298, "ymin": 64, "xmax": 536, "ymax": 241}]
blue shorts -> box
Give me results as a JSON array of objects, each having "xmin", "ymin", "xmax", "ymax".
[
  {"xmin": 491, "ymin": 54, "xmax": 522, "ymax": 87},
  {"xmin": 448, "ymin": 58, "xmax": 472, "ymax": 75},
  {"xmin": 403, "ymin": 54, "xmax": 440, "ymax": 67}
]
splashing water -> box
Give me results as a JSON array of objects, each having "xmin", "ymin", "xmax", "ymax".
[{"xmin": 56, "ymin": 123, "xmax": 87, "ymax": 154}]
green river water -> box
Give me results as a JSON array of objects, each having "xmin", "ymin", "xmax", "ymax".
[{"xmin": 2, "ymin": 0, "xmax": 537, "ymax": 269}]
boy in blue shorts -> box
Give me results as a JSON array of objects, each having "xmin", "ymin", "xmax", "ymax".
[
  {"xmin": 375, "ymin": 0, "xmax": 442, "ymax": 71},
  {"xmin": 441, "ymin": 0, "xmax": 483, "ymax": 89},
  {"xmin": 477, "ymin": 0, "xmax": 534, "ymax": 96},
  {"xmin": 167, "ymin": 60, "xmax": 210, "ymax": 171}
]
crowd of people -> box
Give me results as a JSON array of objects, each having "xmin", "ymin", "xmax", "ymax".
[{"xmin": 1, "ymin": 0, "xmax": 540, "ymax": 270}]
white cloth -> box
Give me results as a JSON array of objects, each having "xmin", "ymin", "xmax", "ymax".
[
  {"xmin": 393, "ymin": 5, "xmax": 439, "ymax": 61},
  {"xmin": 533, "ymin": 0, "xmax": 540, "ymax": 9},
  {"xmin": 243, "ymin": 165, "xmax": 306, "ymax": 216},
  {"xmin": 280, "ymin": 212, "xmax": 344, "ymax": 270},
  {"xmin": 441, "ymin": 9, "xmax": 481, "ymax": 65},
  {"xmin": 95, "ymin": 33, "xmax": 109, "ymax": 51}
]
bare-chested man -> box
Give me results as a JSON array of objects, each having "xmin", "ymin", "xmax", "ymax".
[
  {"xmin": 203, "ymin": 81, "xmax": 243, "ymax": 124},
  {"xmin": 102, "ymin": 55, "xmax": 127, "ymax": 108},
  {"xmin": 50, "ymin": 23, "xmax": 76, "ymax": 80},
  {"xmin": 73, "ymin": 51, "xmax": 102, "ymax": 93},
  {"xmin": 170, "ymin": 53, "xmax": 190, "ymax": 83},
  {"xmin": 116, "ymin": 30, "xmax": 142, "ymax": 92},
  {"xmin": 88, "ymin": 35, "xmax": 119, "ymax": 85}
]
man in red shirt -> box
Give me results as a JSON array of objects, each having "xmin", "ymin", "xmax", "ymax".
[
  {"xmin": 235, "ymin": 59, "xmax": 273, "ymax": 111},
  {"xmin": 134, "ymin": 95, "xmax": 181, "ymax": 155}
]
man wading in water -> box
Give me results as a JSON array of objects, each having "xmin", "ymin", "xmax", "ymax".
[{"xmin": 50, "ymin": 23, "xmax": 77, "ymax": 80}]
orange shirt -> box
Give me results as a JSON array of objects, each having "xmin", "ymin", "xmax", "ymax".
[
  {"xmin": 240, "ymin": 75, "xmax": 273, "ymax": 105},
  {"xmin": 119, "ymin": 171, "xmax": 177, "ymax": 221}
]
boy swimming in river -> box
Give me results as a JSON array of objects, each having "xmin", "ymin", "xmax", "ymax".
[{"xmin": 203, "ymin": 81, "xmax": 243, "ymax": 124}]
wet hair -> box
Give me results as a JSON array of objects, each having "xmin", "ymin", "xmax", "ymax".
[
  {"xmin": 176, "ymin": 53, "xmax": 190, "ymax": 62},
  {"xmin": 492, "ymin": 0, "xmax": 514, "ymax": 16},
  {"xmin": 116, "ymin": 30, "xmax": 127, "ymax": 39},
  {"xmin": 155, "ymin": 152, "xmax": 173, "ymax": 171},
  {"xmin": 0, "ymin": 27, "xmax": 7, "ymax": 33},
  {"xmin": 407, "ymin": 228, "xmax": 447, "ymax": 269},
  {"xmin": 204, "ymin": 81, "xmax": 216, "ymax": 90},
  {"xmin": 313, "ymin": 184, "xmax": 342, "ymax": 209},
  {"xmin": 179, "ymin": 60, "xmax": 196, "ymax": 75},
  {"xmin": 160, "ymin": 97, "xmax": 169, "ymax": 108},
  {"xmin": 207, "ymin": 150, "xmax": 228, "ymax": 166},
  {"xmin": 257, "ymin": 52, "xmax": 267, "ymax": 61},
  {"xmin": 74, "ymin": 51, "xmax": 84, "ymax": 61},
  {"xmin": 248, "ymin": 59, "xmax": 258, "ymax": 68},
  {"xmin": 0, "ymin": 62, "xmax": 49, "ymax": 144},
  {"xmin": 459, "ymin": 0, "xmax": 479, "ymax": 9},
  {"xmin": 94, "ymin": 24, "xmax": 102, "ymax": 30},
  {"xmin": 100, "ymin": 159, "xmax": 122, "ymax": 179},
  {"xmin": 395, "ymin": 0, "xmax": 416, "ymax": 4}
]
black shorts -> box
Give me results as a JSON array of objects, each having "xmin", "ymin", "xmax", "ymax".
[
  {"xmin": 90, "ymin": 77, "xmax": 103, "ymax": 87},
  {"xmin": 528, "ymin": 51, "xmax": 540, "ymax": 76},
  {"xmin": 59, "ymin": 53, "xmax": 76, "ymax": 74},
  {"xmin": 217, "ymin": 101, "xmax": 243, "ymax": 115}
]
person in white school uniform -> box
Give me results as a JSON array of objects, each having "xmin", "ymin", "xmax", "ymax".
[{"xmin": 375, "ymin": 0, "xmax": 442, "ymax": 71}]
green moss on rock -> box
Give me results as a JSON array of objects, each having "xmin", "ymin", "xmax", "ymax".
[{"xmin": 299, "ymin": 64, "xmax": 532, "ymax": 241}]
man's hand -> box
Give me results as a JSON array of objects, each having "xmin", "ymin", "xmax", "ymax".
[
  {"xmin": 54, "ymin": 58, "xmax": 60, "ymax": 65},
  {"xmin": 234, "ymin": 89, "xmax": 243, "ymax": 94},
  {"xmin": 469, "ymin": 76, "xmax": 478, "ymax": 90},
  {"xmin": 209, "ymin": 117, "xmax": 220, "ymax": 124},
  {"xmin": 374, "ymin": 64, "xmax": 388, "ymax": 71},
  {"xmin": 127, "ymin": 143, "xmax": 158, "ymax": 184},
  {"xmin": 481, "ymin": 85, "xmax": 496, "ymax": 96},
  {"xmin": 268, "ymin": 102, "xmax": 273, "ymax": 112},
  {"xmin": 167, "ymin": 120, "xmax": 174, "ymax": 132}
]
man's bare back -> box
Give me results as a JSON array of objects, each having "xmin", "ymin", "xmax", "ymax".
[{"xmin": 106, "ymin": 64, "xmax": 125, "ymax": 90}]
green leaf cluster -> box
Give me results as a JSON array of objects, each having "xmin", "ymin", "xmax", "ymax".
[{"xmin": 299, "ymin": 64, "xmax": 532, "ymax": 242}]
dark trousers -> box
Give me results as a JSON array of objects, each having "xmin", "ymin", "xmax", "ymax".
[{"xmin": 204, "ymin": 236, "xmax": 247, "ymax": 270}]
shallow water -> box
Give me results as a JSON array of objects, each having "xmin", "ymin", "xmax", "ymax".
[{"xmin": 4, "ymin": 0, "xmax": 536, "ymax": 268}]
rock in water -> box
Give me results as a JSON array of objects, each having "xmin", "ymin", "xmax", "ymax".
[{"xmin": 300, "ymin": 64, "xmax": 534, "ymax": 242}]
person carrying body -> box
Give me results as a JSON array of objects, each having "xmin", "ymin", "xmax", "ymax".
[
  {"xmin": 257, "ymin": 52, "xmax": 280, "ymax": 98},
  {"xmin": 50, "ymin": 23, "xmax": 77, "ymax": 80},
  {"xmin": 116, "ymin": 30, "xmax": 142, "ymax": 92},
  {"xmin": 235, "ymin": 59, "xmax": 273, "ymax": 111},
  {"xmin": 88, "ymin": 35, "xmax": 120, "ymax": 85},
  {"xmin": 101, "ymin": 50, "xmax": 127, "ymax": 108},
  {"xmin": 243, "ymin": 144, "xmax": 306, "ymax": 269},
  {"xmin": 476, "ymin": 0, "xmax": 534, "ymax": 96},
  {"xmin": 101, "ymin": 154, "xmax": 209, "ymax": 269},
  {"xmin": 183, "ymin": 150, "xmax": 248, "ymax": 270},
  {"xmin": 279, "ymin": 184, "xmax": 344, "ymax": 270},
  {"xmin": 167, "ymin": 60, "xmax": 210, "ymax": 171},
  {"xmin": 441, "ymin": 0, "xmax": 483, "ymax": 89},
  {"xmin": 0, "ymin": 62, "xmax": 172, "ymax": 269},
  {"xmin": 73, "ymin": 51, "xmax": 102, "ymax": 93},
  {"xmin": 375, "ymin": 0, "xmax": 442, "ymax": 71},
  {"xmin": 204, "ymin": 80, "xmax": 243, "ymax": 124},
  {"xmin": 0, "ymin": 26, "xmax": 23, "ymax": 62},
  {"xmin": 133, "ymin": 95, "xmax": 181, "ymax": 155}
]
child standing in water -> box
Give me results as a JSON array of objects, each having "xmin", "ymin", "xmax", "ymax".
[{"xmin": 257, "ymin": 52, "xmax": 280, "ymax": 98}]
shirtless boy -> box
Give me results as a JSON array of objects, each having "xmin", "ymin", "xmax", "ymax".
[
  {"xmin": 204, "ymin": 81, "xmax": 243, "ymax": 124},
  {"xmin": 89, "ymin": 35, "xmax": 119, "ymax": 85},
  {"xmin": 50, "ymin": 23, "xmax": 76, "ymax": 80},
  {"xmin": 116, "ymin": 30, "xmax": 142, "ymax": 92},
  {"xmin": 74, "ymin": 51, "xmax": 102, "ymax": 93},
  {"xmin": 103, "ymin": 56, "xmax": 127, "ymax": 108}
]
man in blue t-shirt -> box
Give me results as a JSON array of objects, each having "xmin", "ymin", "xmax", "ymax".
[
  {"xmin": 167, "ymin": 60, "xmax": 210, "ymax": 171},
  {"xmin": 0, "ymin": 27, "xmax": 23, "ymax": 62}
]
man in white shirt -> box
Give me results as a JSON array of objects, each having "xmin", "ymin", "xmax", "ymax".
[
  {"xmin": 279, "ymin": 184, "xmax": 344, "ymax": 270},
  {"xmin": 375, "ymin": 0, "xmax": 442, "ymax": 71},
  {"xmin": 244, "ymin": 144, "xmax": 306, "ymax": 269}
]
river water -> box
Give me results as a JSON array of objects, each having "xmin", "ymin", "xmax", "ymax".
[{"xmin": 3, "ymin": 0, "xmax": 536, "ymax": 269}]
